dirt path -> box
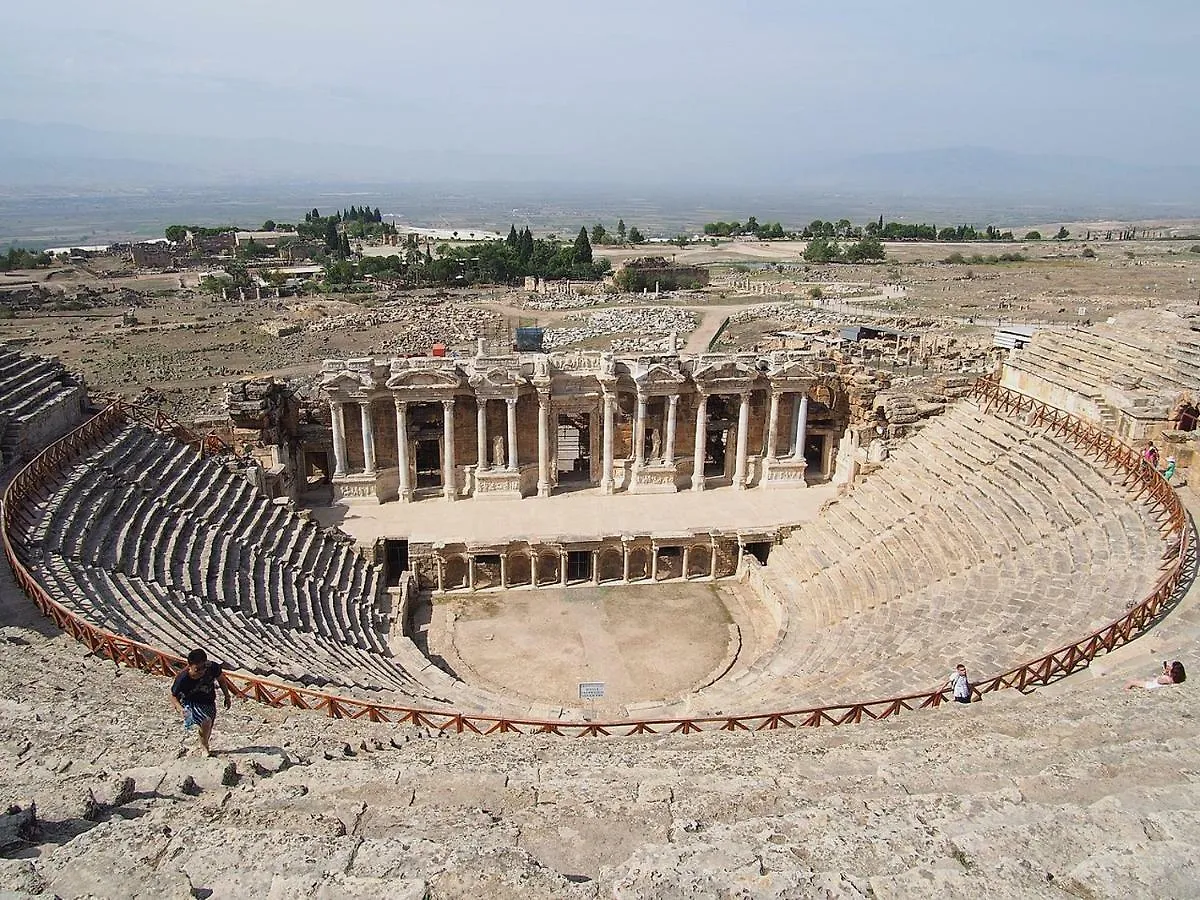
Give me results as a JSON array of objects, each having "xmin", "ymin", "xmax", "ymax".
[{"xmin": 684, "ymin": 305, "xmax": 740, "ymax": 352}]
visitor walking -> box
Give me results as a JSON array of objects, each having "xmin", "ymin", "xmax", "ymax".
[
  {"xmin": 947, "ymin": 663, "xmax": 972, "ymax": 704},
  {"xmin": 170, "ymin": 649, "xmax": 232, "ymax": 756},
  {"xmin": 1143, "ymin": 442, "xmax": 1160, "ymax": 469},
  {"xmin": 1161, "ymin": 456, "xmax": 1177, "ymax": 483}
]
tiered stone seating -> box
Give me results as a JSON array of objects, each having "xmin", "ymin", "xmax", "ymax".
[
  {"xmin": 15, "ymin": 420, "xmax": 469, "ymax": 704},
  {"xmin": 1006, "ymin": 319, "xmax": 1200, "ymax": 400},
  {"xmin": 708, "ymin": 399, "xmax": 1167, "ymax": 713},
  {"xmin": 0, "ymin": 344, "xmax": 86, "ymax": 467}
]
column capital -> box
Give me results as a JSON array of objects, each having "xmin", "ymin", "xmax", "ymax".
[
  {"xmin": 505, "ymin": 396, "xmax": 518, "ymax": 407},
  {"xmin": 441, "ymin": 397, "xmax": 456, "ymax": 410},
  {"xmin": 393, "ymin": 396, "xmax": 407, "ymax": 410},
  {"xmin": 476, "ymin": 396, "xmax": 487, "ymax": 409}
]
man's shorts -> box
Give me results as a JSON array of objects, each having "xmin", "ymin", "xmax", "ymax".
[{"xmin": 183, "ymin": 702, "xmax": 217, "ymax": 728}]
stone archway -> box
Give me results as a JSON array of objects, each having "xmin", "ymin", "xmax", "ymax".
[
  {"xmin": 597, "ymin": 547, "xmax": 623, "ymax": 583},
  {"xmin": 506, "ymin": 552, "xmax": 532, "ymax": 587},
  {"xmin": 536, "ymin": 551, "xmax": 561, "ymax": 586},
  {"xmin": 626, "ymin": 546, "xmax": 650, "ymax": 581},
  {"xmin": 686, "ymin": 544, "xmax": 711, "ymax": 578},
  {"xmin": 443, "ymin": 555, "xmax": 468, "ymax": 591}
]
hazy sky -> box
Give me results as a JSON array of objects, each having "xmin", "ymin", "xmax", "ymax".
[{"xmin": 3, "ymin": 1, "xmax": 1198, "ymax": 183}]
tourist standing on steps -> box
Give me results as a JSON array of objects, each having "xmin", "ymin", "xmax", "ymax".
[
  {"xmin": 1161, "ymin": 456, "xmax": 1177, "ymax": 483},
  {"xmin": 1126, "ymin": 660, "xmax": 1186, "ymax": 691},
  {"xmin": 947, "ymin": 663, "xmax": 972, "ymax": 704},
  {"xmin": 1143, "ymin": 442, "xmax": 1160, "ymax": 469},
  {"xmin": 170, "ymin": 649, "xmax": 232, "ymax": 756}
]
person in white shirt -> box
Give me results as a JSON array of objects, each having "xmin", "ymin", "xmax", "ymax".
[{"xmin": 948, "ymin": 663, "xmax": 972, "ymax": 704}]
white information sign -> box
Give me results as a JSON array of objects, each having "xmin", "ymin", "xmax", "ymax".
[{"xmin": 578, "ymin": 682, "xmax": 605, "ymax": 700}]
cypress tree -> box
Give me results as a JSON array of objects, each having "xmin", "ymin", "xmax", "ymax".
[
  {"xmin": 519, "ymin": 227, "xmax": 534, "ymax": 264},
  {"xmin": 507, "ymin": 224, "xmax": 519, "ymax": 248},
  {"xmin": 574, "ymin": 226, "xmax": 593, "ymax": 264}
]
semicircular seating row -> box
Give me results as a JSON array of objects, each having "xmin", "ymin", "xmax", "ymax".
[
  {"xmin": 664, "ymin": 400, "xmax": 1168, "ymax": 717},
  {"xmin": 13, "ymin": 420, "xmax": 524, "ymax": 714}
]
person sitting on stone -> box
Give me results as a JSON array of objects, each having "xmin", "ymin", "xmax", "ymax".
[
  {"xmin": 1126, "ymin": 660, "xmax": 1186, "ymax": 691},
  {"xmin": 170, "ymin": 648, "xmax": 232, "ymax": 756}
]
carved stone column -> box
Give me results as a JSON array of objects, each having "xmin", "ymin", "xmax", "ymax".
[
  {"xmin": 441, "ymin": 399, "xmax": 456, "ymax": 501},
  {"xmin": 791, "ymin": 393, "xmax": 810, "ymax": 461},
  {"xmin": 360, "ymin": 401, "xmax": 376, "ymax": 475},
  {"xmin": 633, "ymin": 392, "xmax": 647, "ymax": 468},
  {"xmin": 476, "ymin": 398, "xmax": 488, "ymax": 473},
  {"xmin": 665, "ymin": 393, "xmax": 679, "ymax": 464},
  {"xmin": 733, "ymin": 391, "xmax": 750, "ymax": 490},
  {"xmin": 650, "ymin": 545, "xmax": 660, "ymax": 581},
  {"xmin": 467, "ymin": 555, "xmax": 476, "ymax": 591},
  {"xmin": 435, "ymin": 553, "xmax": 445, "ymax": 593},
  {"xmin": 394, "ymin": 399, "xmax": 412, "ymax": 501},
  {"xmin": 601, "ymin": 390, "xmax": 616, "ymax": 494},
  {"xmin": 537, "ymin": 393, "xmax": 551, "ymax": 497},
  {"xmin": 331, "ymin": 400, "xmax": 348, "ymax": 476},
  {"xmin": 709, "ymin": 543, "xmax": 719, "ymax": 581},
  {"xmin": 622, "ymin": 542, "xmax": 630, "ymax": 583},
  {"xmin": 500, "ymin": 553, "xmax": 508, "ymax": 588},
  {"xmin": 591, "ymin": 549, "xmax": 600, "ymax": 585},
  {"xmin": 682, "ymin": 545, "xmax": 690, "ymax": 579},
  {"xmin": 506, "ymin": 397, "xmax": 519, "ymax": 471},
  {"xmin": 692, "ymin": 392, "xmax": 707, "ymax": 492},
  {"xmin": 765, "ymin": 390, "xmax": 781, "ymax": 461}
]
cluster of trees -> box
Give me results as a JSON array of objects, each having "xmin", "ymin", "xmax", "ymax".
[
  {"xmin": 800, "ymin": 217, "xmax": 1070, "ymax": 243},
  {"xmin": 297, "ymin": 207, "xmax": 395, "ymax": 252},
  {"xmin": 587, "ymin": 220, "xmax": 646, "ymax": 246},
  {"xmin": 163, "ymin": 224, "xmax": 232, "ymax": 243},
  {"xmin": 803, "ymin": 235, "xmax": 886, "ymax": 264},
  {"xmin": 322, "ymin": 226, "xmax": 612, "ymax": 290},
  {"xmin": 0, "ymin": 247, "xmax": 53, "ymax": 271},
  {"xmin": 943, "ymin": 251, "xmax": 1028, "ymax": 265},
  {"xmin": 702, "ymin": 217, "xmax": 789, "ymax": 239}
]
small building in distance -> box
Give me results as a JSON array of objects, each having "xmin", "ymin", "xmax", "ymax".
[
  {"xmin": 235, "ymin": 230, "xmax": 300, "ymax": 249},
  {"xmin": 615, "ymin": 257, "xmax": 710, "ymax": 292},
  {"xmin": 130, "ymin": 241, "xmax": 176, "ymax": 269}
]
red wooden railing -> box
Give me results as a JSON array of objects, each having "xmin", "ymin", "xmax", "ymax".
[{"xmin": 1, "ymin": 380, "xmax": 1191, "ymax": 736}]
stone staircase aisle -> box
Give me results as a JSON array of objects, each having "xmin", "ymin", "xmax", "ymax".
[{"xmin": 1, "ymin": 532, "xmax": 1197, "ymax": 900}]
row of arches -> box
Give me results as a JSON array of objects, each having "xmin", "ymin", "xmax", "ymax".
[{"xmin": 434, "ymin": 542, "xmax": 737, "ymax": 592}]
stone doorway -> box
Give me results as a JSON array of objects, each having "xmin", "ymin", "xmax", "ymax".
[
  {"xmin": 556, "ymin": 412, "xmax": 592, "ymax": 485},
  {"xmin": 566, "ymin": 550, "xmax": 593, "ymax": 584},
  {"xmin": 704, "ymin": 395, "xmax": 736, "ymax": 479},
  {"xmin": 415, "ymin": 439, "xmax": 441, "ymax": 489},
  {"xmin": 804, "ymin": 434, "xmax": 825, "ymax": 479},
  {"xmin": 384, "ymin": 539, "xmax": 409, "ymax": 586}
]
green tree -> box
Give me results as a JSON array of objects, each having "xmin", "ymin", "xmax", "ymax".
[
  {"xmin": 519, "ymin": 227, "xmax": 534, "ymax": 264},
  {"xmin": 262, "ymin": 220, "xmax": 276, "ymax": 232},
  {"xmin": 324, "ymin": 220, "xmax": 339, "ymax": 251},
  {"xmin": 338, "ymin": 232, "xmax": 352, "ymax": 258},
  {"xmin": 506, "ymin": 224, "xmax": 519, "ymax": 248},
  {"xmin": 627, "ymin": 225, "xmax": 645, "ymax": 244},
  {"xmin": 574, "ymin": 227, "xmax": 593, "ymax": 263},
  {"xmin": 843, "ymin": 235, "xmax": 885, "ymax": 262},
  {"xmin": 1024, "ymin": 230, "xmax": 1042, "ymax": 240},
  {"xmin": 804, "ymin": 236, "xmax": 841, "ymax": 263},
  {"xmin": 591, "ymin": 223, "xmax": 607, "ymax": 245},
  {"xmin": 164, "ymin": 225, "xmax": 188, "ymax": 243},
  {"xmin": 616, "ymin": 219, "xmax": 627, "ymax": 243},
  {"xmin": 1055, "ymin": 226, "xmax": 1070, "ymax": 240}
]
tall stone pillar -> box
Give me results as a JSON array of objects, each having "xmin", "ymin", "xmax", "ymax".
[
  {"xmin": 601, "ymin": 390, "xmax": 616, "ymax": 494},
  {"xmin": 360, "ymin": 401, "xmax": 377, "ymax": 475},
  {"xmin": 331, "ymin": 401, "xmax": 348, "ymax": 476},
  {"xmin": 709, "ymin": 543, "xmax": 719, "ymax": 580},
  {"xmin": 506, "ymin": 397, "xmax": 519, "ymax": 471},
  {"xmin": 791, "ymin": 393, "xmax": 810, "ymax": 461},
  {"xmin": 733, "ymin": 391, "xmax": 750, "ymax": 490},
  {"xmin": 622, "ymin": 543, "xmax": 630, "ymax": 583},
  {"xmin": 394, "ymin": 399, "xmax": 411, "ymax": 501},
  {"xmin": 476, "ymin": 398, "xmax": 488, "ymax": 473},
  {"xmin": 633, "ymin": 392, "xmax": 647, "ymax": 467},
  {"xmin": 682, "ymin": 545, "xmax": 690, "ymax": 579},
  {"xmin": 441, "ymin": 398, "xmax": 456, "ymax": 501},
  {"xmin": 692, "ymin": 392, "xmax": 707, "ymax": 491},
  {"xmin": 665, "ymin": 393, "xmax": 679, "ymax": 464},
  {"xmin": 537, "ymin": 393, "xmax": 551, "ymax": 497},
  {"xmin": 499, "ymin": 553, "xmax": 508, "ymax": 588},
  {"xmin": 765, "ymin": 390, "xmax": 781, "ymax": 461}
]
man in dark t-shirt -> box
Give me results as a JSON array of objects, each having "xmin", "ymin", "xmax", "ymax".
[{"xmin": 170, "ymin": 648, "xmax": 232, "ymax": 756}]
